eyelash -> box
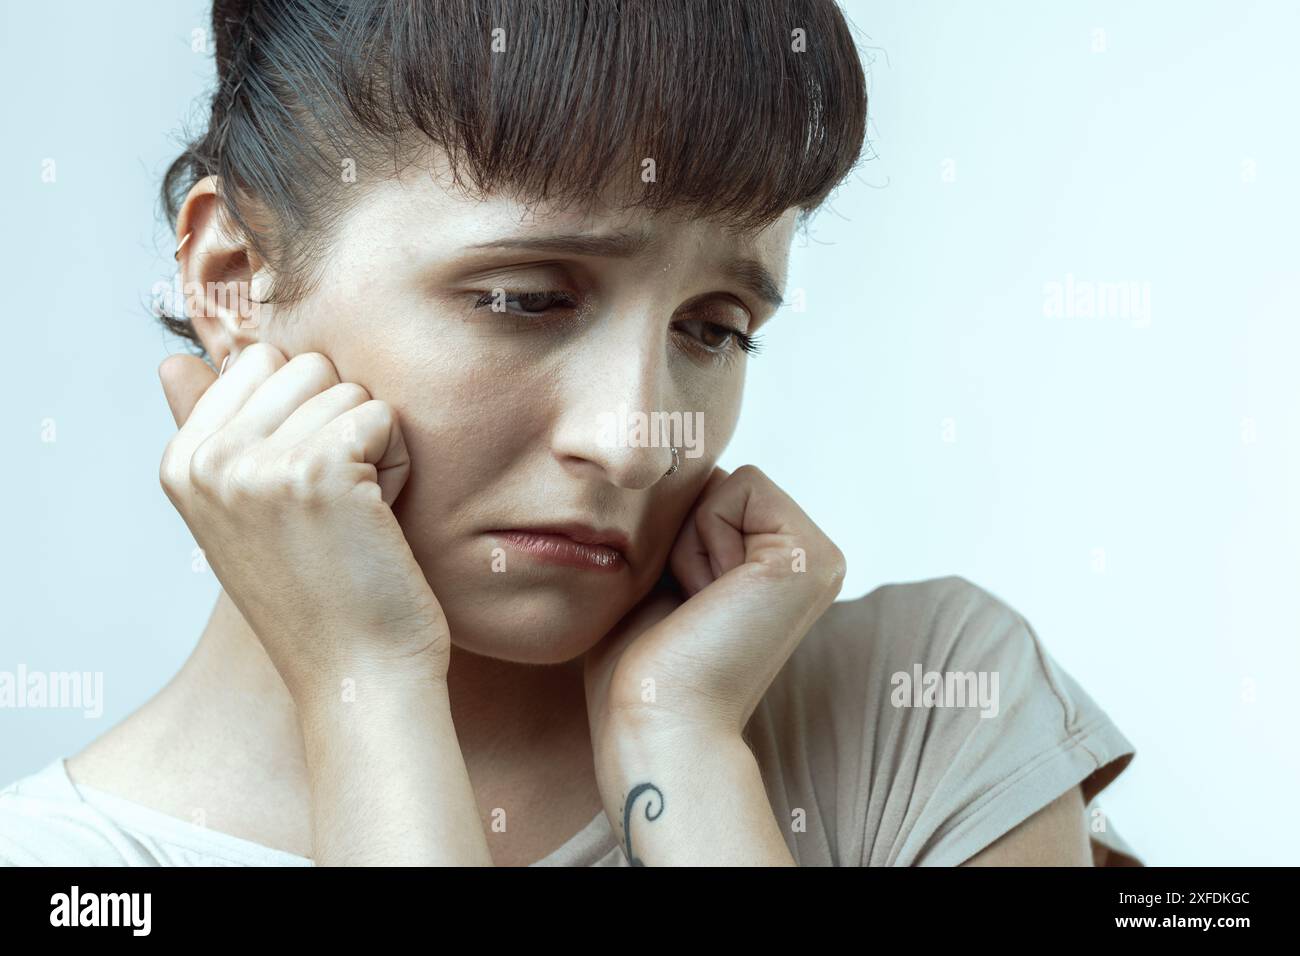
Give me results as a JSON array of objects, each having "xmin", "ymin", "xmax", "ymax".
[{"xmin": 470, "ymin": 290, "xmax": 764, "ymax": 364}]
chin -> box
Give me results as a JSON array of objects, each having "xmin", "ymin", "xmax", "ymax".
[{"xmin": 437, "ymin": 584, "xmax": 620, "ymax": 666}]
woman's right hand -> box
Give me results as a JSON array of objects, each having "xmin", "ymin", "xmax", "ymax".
[
  {"xmin": 157, "ymin": 343, "xmax": 449, "ymax": 706},
  {"xmin": 159, "ymin": 343, "xmax": 490, "ymax": 865}
]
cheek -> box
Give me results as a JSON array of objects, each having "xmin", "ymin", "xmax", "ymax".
[
  {"xmin": 680, "ymin": 372, "xmax": 743, "ymax": 466},
  {"xmin": 343, "ymin": 321, "xmax": 561, "ymax": 545},
  {"xmin": 369, "ymin": 346, "xmax": 531, "ymax": 493},
  {"xmin": 305, "ymin": 299, "xmax": 532, "ymax": 449}
]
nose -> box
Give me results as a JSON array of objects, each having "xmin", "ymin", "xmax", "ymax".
[{"xmin": 549, "ymin": 320, "xmax": 678, "ymax": 491}]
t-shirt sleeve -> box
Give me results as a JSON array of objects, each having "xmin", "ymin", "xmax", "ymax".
[
  {"xmin": 884, "ymin": 578, "xmax": 1137, "ymax": 866},
  {"xmin": 747, "ymin": 575, "xmax": 1139, "ymax": 866},
  {"xmin": 0, "ymin": 788, "xmax": 146, "ymax": 866}
]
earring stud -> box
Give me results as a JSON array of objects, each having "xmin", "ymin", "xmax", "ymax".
[{"xmin": 174, "ymin": 232, "xmax": 192, "ymax": 260}]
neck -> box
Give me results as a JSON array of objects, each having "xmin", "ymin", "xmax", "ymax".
[{"xmin": 168, "ymin": 590, "xmax": 592, "ymax": 795}]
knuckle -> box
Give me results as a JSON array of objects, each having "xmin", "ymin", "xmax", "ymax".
[
  {"xmin": 290, "ymin": 351, "xmax": 339, "ymax": 386},
  {"xmin": 279, "ymin": 446, "xmax": 329, "ymax": 501},
  {"xmin": 188, "ymin": 437, "xmax": 230, "ymax": 490},
  {"xmin": 243, "ymin": 342, "xmax": 287, "ymax": 374},
  {"xmin": 332, "ymin": 381, "xmax": 370, "ymax": 406},
  {"xmin": 820, "ymin": 545, "xmax": 848, "ymax": 591},
  {"xmin": 363, "ymin": 399, "xmax": 394, "ymax": 428},
  {"xmin": 226, "ymin": 452, "xmax": 264, "ymax": 500},
  {"xmin": 159, "ymin": 444, "xmax": 188, "ymax": 496}
]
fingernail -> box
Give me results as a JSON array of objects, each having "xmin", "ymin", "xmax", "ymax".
[{"xmin": 218, "ymin": 354, "xmax": 231, "ymax": 377}]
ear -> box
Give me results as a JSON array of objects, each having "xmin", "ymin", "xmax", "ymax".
[{"xmin": 174, "ymin": 175, "xmax": 270, "ymax": 368}]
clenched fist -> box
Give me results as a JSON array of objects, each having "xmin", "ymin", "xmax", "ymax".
[{"xmin": 157, "ymin": 343, "xmax": 449, "ymax": 706}]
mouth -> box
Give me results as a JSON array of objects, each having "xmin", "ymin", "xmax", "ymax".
[{"xmin": 488, "ymin": 523, "xmax": 631, "ymax": 573}]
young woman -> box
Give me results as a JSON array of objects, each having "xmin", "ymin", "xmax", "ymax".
[{"xmin": 0, "ymin": 0, "xmax": 1139, "ymax": 866}]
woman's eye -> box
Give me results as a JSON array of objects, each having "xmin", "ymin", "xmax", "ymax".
[
  {"xmin": 473, "ymin": 289, "xmax": 577, "ymax": 314},
  {"xmin": 696, "ymin": 322, "xmax": 732, "ymax": 349},
  {"xmin": 675, "ymin": 317, "xmax": 761, "ymax": 356}
]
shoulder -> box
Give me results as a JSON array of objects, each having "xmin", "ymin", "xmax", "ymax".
[
  {"xmin": 0, "ymin": 760, "xmax": 154, "ymax": 866},
  {"xmin": 796, "ymin": 573, "xmax": 1094, "ymax": 729},
  {"xmin": 812, "ymin": 573, "xmax": 1030, "ymax": 665},
  {"xmin": 746, "ymin": 575, "xmax": 1138, "ymax": 866},
  {"xmin": 759, "ymin": 575, "xmax": 1040, "ymax": 721},
  {"xmin": 752, "ymin": 573, "xmax": 1053, "ymax": 772}
]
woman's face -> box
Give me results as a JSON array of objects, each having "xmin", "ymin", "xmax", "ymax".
[{"xmin": 255, "ymin": 162, "xmax": 798, "ymax": 664}]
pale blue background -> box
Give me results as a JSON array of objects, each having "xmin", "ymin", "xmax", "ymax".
[{"xmin": 2, "ymin": 0, "xmax": 1297, "ymax": 864}]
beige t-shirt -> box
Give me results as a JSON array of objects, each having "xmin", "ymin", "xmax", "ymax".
[{"xmin": 0, "ymin": 576, "xmax": 1141, "ymax": 866}]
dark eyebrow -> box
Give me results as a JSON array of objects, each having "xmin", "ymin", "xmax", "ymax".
[
  {"xmin": 465, "ymin": 231, "xmax": 786, "ymax": 310},
  {"xmin": 465, "ymin": 231, "xmax": 654, "ymax": 259},
  {"xmin": 718, "ymin": 256, "xmax": 786, "ymax": 309}
]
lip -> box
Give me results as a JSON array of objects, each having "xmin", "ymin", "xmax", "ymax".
[{"xmin": 489, "ymin": 523, "xmax": 631, "ymax": 573}]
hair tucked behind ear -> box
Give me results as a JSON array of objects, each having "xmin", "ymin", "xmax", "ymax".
[
  {"xmin": 158, "ymin": 0, "xmax": 340, "ymax": 352},
  {"xmin": 157, "ymin": 0, "xmax": 871, "ymax": 356}
]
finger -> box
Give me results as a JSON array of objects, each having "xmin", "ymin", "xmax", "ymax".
[
  {"xmin": 225, "ymin": 352, "xmax": 341, "ymax": 440},
  {"xmin": 264, "ymin": 381, "xmax": 371, "ymax": 453},
  {"xmin": 692, "ymin": 468, "xmax": 755, "ymax": 577},
  {"xmin": 178, "ymin": 343, "xmax": 288, "ymax": 439},
  {"xmin": 158, "ymin": 354, "xmax": 218, "ymax": 428},
  {"xmin": 306, "ymin": 400, "xmax": 412, "ymax": 506},
  {"xmin": 668, "ymin": 510, "xmax": 712, "ymax": 596},
  {"xmin": 669, "ymin": 467, "xmax": 731, "ymax": 595},
  {"xmin": 704, "ymin": 467, "xmax": 839, "ymax": 595}
]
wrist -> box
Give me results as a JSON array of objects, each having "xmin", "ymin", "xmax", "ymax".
[
  {"xmin": 596, "ymin": 710, "xmax": 739, "ymax": 765},
  {"xmin": 595, "ymin": 718, "xmax": 754, "ymax": 805},
  {"xmin": 296, "ymin": 665, "xmax": 451, "ymax": 739},
  {"xmin": 594, "ymin": 722, "xmax": 792, "ymax": 866},
  {"xmin": 292, "ymin": 673, "xmax": 489, "ymax": 866}
]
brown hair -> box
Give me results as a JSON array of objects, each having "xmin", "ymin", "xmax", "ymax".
[{"xmin": 159, "ymin": 0, "xmax": 869, "ymax": 352}]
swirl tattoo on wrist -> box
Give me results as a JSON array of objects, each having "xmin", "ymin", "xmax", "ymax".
[{"xmin": 621, "ymin": 782, "xmax": 664, "ymax": 867}]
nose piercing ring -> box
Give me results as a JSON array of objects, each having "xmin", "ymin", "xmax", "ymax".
[{"xmin": 663, "ymin": 446, "xmax": 680, "ymax": 478}]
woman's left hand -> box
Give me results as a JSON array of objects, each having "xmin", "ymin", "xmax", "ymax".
[
  {"xmin": 583, "ymin": 465, "xmax": 845, "ymax": 863},
  {"xmin": 586, "ymin": 464, "xmax": 846, "ymax": 739}
]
